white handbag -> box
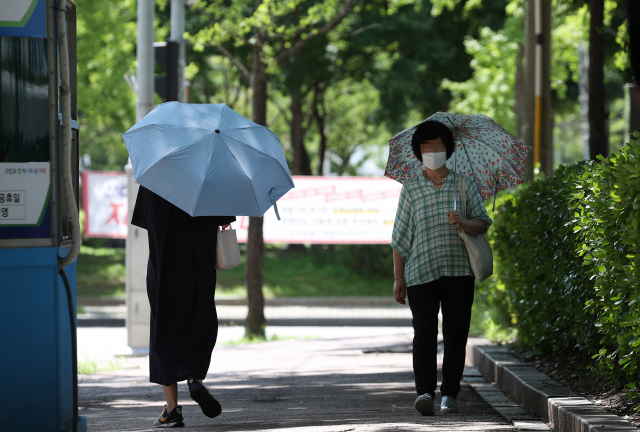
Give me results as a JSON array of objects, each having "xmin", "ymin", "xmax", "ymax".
[
  {"xmin": 458, "ymin": 175, "xmax": 493, "ymax": 282},
  {"xmin": 215, "ymin": 225, "xmax": 242, "ymax": 270}
]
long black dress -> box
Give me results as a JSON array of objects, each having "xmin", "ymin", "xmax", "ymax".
[{"xmin": 131, "ymin": 186, "xmax": 236, "ymax": 385}]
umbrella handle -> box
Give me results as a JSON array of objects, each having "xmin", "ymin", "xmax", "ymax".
[{"xmin": 270, "ymin": 188, "xmax": 281, "ymax": 221}]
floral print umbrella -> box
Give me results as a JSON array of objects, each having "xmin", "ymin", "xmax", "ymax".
[{"xmin": 384, "ymin": 112, "xmax": 530, "ymax": 202}]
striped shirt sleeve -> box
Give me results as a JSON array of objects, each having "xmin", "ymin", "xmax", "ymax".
[{"xmin": 465, "ymin": 177, "xmax": 493, "ymax": 228}]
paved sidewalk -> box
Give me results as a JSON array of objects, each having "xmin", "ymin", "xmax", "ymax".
[{"xmin": 79, "ymin": 331, "xmax": 516, "ymax": 431}]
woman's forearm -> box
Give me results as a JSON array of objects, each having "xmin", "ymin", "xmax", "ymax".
[
  {"xmin": 393, "ymin": 248, "xmax": 405, "ymax": 278},
  {"xmin": 464, "ymin": 218, "xmax": 488, "ymax": 235}
]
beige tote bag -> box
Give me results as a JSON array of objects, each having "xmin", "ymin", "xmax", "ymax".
[
  {"xmin": 215, "ymin": 226, "xmax": 241, "ymax": 270},
  {"xmin": 458, "ymin": 175, "xmax": 493, "ymax": 282}
]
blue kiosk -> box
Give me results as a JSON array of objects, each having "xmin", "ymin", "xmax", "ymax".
[{"xmin": 0, "ymin": 1, "xmax": 86, "ymax": 431}]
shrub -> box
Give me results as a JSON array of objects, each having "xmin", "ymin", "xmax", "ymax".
[
  {"xmin": 489, "ymin": 161, "xmax": 598, "ymax": 353},
  {"xmin": 569, "ymin": 138, "xmax": 640, "ymax": 393},
  {"xmin": 484, "ymin": 136, "xmax": 640, "ymax": 393},
  {"xmin": 473, "ymin": 191, "xmax": 519, "ymax": 342}
]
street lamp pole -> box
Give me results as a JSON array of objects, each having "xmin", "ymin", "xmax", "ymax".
[
  {"xmin": 137, "ymin": 0, "xmax": 154, "ymax": 121},
  {"xmin": 533, "ymin": 0, "xmax": 542, "ymax": 172},
  {"xmin": 170, "ymin": 0, "xmax": 186, "ymax": 102}
]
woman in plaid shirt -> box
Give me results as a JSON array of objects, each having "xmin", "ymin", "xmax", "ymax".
[{"xmin": 391, "ymin": 121, "xmax": 492, "ymax": 416}]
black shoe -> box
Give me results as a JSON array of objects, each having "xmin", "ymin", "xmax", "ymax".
[
  {"xmin": 188, "ymin": 377, "xmax": 222, "ymax": 418},
  {"xmin": 154, "ymin": 405, "xmax": 184, "ymax": 428}
]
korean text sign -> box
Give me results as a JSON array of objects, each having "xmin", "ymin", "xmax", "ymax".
[
  {"xmin": 0, "ymin": 162, "xmax": 50, "ymax": 226},
  {"xmin": 235, "ymin": 176, "xmax": 402, "ymax": 244}
]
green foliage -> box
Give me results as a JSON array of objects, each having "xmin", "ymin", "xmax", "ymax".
[
  {"xmin": 366, "ymin": 0, "xmax": 507, "ymax": 133},
  {"xmin": 442, "ymin": 9, "xmax": 522, "ymax": 133},
  {"xmin": 569, "ymin": 137, "xmax": 640, "ymax": 394},
  {"xmin": 77, "ymin": 0, "xmax": 138, "ymax": 171},
  {"xmin": 485, "ymin": 136, "xmax": 640, "ymax": 393},
  {"xmin": 76, "ymin": 245, "xmax": 126, "ymax": 297},
  {"xmin": 443, "ymin": 0, "xmax": 629, "ymax": 140},
  {"xmin": 490, "ymin": 162, "xmax": 598, "ymax": 352},
  {"xmin": 469, "ymin": 192, "xmax": 519, "ymax": 341},
  {"xmin": 78, "ymin": 356, "xmax": 127, "ymax": 374},
  {"xmin": 321, "ymin": 79, "xmax": 387, "ymax": 175},
  {"xmin": 216, "ymin": 244, "xmax": 393, "ymax": 297}
]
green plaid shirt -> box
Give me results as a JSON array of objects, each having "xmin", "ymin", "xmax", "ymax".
[{"xmin": 391, "ymin": 172, "xmax": 492, "ymax": 286}]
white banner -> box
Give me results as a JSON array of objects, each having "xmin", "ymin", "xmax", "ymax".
[
  {"xmin": 86, "ymin": 174, "xmax": 402, "ymax": 243},
  {"xmin": 83, "ymin": 171, "xmax": 128, "ymax": 238},
  {"xmin": 0, "ymin": 162, "xmax": 50, "ymax": 226},
  {"xmin": 235, "ymin": 176, "xmax": 402, "ymax": 244}
]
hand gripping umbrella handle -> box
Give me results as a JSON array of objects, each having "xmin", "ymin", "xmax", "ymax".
[{"xmin": 270, "ymin": 188, "xmax": 281, "ymax": 221}]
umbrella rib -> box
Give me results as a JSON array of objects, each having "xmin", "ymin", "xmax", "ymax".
[
  {"xmin": 218, "ymin": 136, "xmax": 262, "ymax": 210},
  {"xmin": 456, "ymin": 134, "xmax": 502, "ymax": 198},
  {"xmin": 459, "ymin": 131, "xmax": 523, "ymax": 173},
  {"xmin": 218, "ymin": 130, "xmax": 294, "ymax": 182},
  {"xmin": 221, "ymin": 135, "xmax": 295, "ymax": 211},
  {"xmin": 451, "ymin": 134, "xmax": 483, "ymax": 197},
  {"xmin": 130, "ymin": 126, "xmax": 216, "ymax": 180},
  {"xmin": 445, "ymin": 114, "xmax": 474, "ymax": 130},
  {"xmin": 465, "ymin": 134, "xmax": 526, "ymax": 196},
  {"xmin": 475, "ymin": 133, "xmax": 514, "ymax": 197},
  {"xmin": 466, "ymin": 133, "xmax": 528, "ymax": 183},
  {"xmin": 219, "ymin": 127, "xmax": 282, "ymax": 157},
  {"xmin": 192, "ymin": 135, "xmax": 218, "ymax": 215},
  {"xmin": 218, "ymin": 104, "xmax": 227, "ymax": 128},
  {"xmin": 473, "ymin": 136, "xmax": 501, "ymax": 196}
]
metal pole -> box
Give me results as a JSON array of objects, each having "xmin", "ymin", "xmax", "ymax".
[
  {"xmin": 534, "ymin": 0, "xmax": 542, "ymax": 172},
  {"xmin": 523, "ymin": 0, "xmax": 535, "ymax": 182},
  {"xmin": 170, "ymin": 0, "xmax": 186, "ymax": 102},
  {"xmin": 137, "ymin": 0, "xmax": 154, "ymax": 121},
  {"xmin": 127, "ymin": 0, "xmax": 154, "ymax": 353},
  {"xmin": 579, "ymin": 42, "xmax": 590, "ymax": 160}
]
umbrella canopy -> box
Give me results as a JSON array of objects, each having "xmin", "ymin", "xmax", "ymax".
[
  {"xmin": 122, "ymin": 102, "xmax": 294, "ymax": 218},
  {"xmin": 384, "ymin": 112, "xmax": 529, "ymax": 201}
]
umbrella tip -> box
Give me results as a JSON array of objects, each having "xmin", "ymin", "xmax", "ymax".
[{"xmin": 215, "ymin": 129, "xmax": 220, "ymax": 133}]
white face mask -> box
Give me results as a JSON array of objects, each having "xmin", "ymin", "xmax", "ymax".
[{"xmin": 422, "ymin": 152, "xmax": 447, "ymax": 170}]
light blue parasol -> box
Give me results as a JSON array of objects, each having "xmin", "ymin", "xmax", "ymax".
[{"xmin": 122, "ymin": 102, "xmax": 294, "ymax": 218}]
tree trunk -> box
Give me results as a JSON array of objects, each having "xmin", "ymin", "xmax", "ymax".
[
  {"xmin": 588, "ymin": 0, "xmax": 607, "ymax": 159},
  {"xmin": 522, "ymin": 0, "xmax": 535, "ymax": 181},
  {"xmin": 628, "ymin": 0, "xmax": 640, "ymax": 86},
  {"xmin": 290, "ymin": 90, "xmax": 312, "ymax": 175},
  {"xmin": 245, "ymin": 37, "xmax": 267, "ymax": 338},
  {"xmin": 515, "ymin": 43, "xmax": 524, "ymax": 139},
  {"xmin": 315, "ymin": 85, "xmax": 327, "ymax": 175},
  {"xmin": 540, "ymin": 0, "xmax": 553, "ymax": 176}
]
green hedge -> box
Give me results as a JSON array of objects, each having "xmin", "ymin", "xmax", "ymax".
[
  {"xmin": 486, "ymin": 137, "xmax": 640, "ymax": 392},
  {"xmin": 570, "ymin": 140, "xmax": 640, "ymax": 393},
  {"xmin": 489, "ymin": 161, "xmax": 597, "ymax": 352}
]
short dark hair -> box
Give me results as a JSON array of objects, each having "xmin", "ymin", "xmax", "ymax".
[{"xmin": 411, "ymin": 120, "xmax": 455, "ymax": 161}]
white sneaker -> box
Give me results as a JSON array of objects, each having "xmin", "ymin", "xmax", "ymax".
[
  {"xmin": 440, "ymin": 395, "xmax": 459, "ymax": 413},
  {"xmin": 414, "ymin": 393, "xmax": 434, "ymax": 416}
]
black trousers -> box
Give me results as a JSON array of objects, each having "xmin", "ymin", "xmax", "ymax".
[{"xmin": 407, "ymin": 276, "xmax": 475, "ymax": 399}]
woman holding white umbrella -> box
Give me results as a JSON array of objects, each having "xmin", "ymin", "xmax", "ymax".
[{"xmin": 390, "ymin": 120, "xmax": 493, "ymax": 416}]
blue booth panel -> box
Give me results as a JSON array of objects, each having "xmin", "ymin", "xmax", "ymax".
[{"xmin": 0, "ymin": 247, "xmax": 83, "ymax": 432}]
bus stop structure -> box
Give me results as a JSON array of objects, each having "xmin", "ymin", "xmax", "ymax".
[{"xmin": 0, "ymin": 1, "xmax": 85, "ymax": 431}]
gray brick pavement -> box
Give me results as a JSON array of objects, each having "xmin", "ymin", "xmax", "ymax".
[{"xmin": 79, "ymin": 333, "xmax": 517, "ymax": 431}]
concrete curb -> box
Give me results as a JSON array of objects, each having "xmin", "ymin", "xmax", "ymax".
[
  {"xmin": 77, "ymin": 317, "xmax": 124, "ymax": 327},
  {"xmin": 78, "ymin": 317, "xmax": 413, "ymax": 328},
  {"xmin": 77, "ymin": 296, "xmax": 401, "ymax": 307},
  {"xmin": 467, "ymin": 341, "xmax": 637, "ymax": 431}
]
